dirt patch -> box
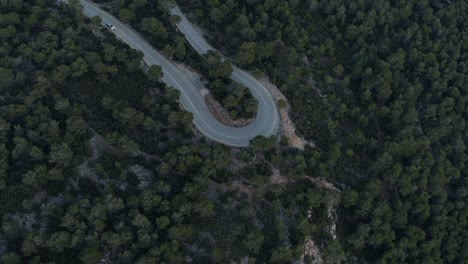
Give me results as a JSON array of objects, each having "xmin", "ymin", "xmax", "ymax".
[
  {"xmin": 259, "ymin": 76, "xmax": 315, "ymax": 150},
  {"xmin": 270, "ymin": 167, "xmax": 292, "ymax": 185},
  {"xmin": 305, "ymin": 176, "xmax": 341, "ymax": 192},
  {"xmin": 204, "ymin": 95, "xmax": 255, "ymax": 127}
]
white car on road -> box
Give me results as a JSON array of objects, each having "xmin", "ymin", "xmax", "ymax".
[{"xmin": 105, "ymin": 22, "xmax": 115, "ymax": 30}]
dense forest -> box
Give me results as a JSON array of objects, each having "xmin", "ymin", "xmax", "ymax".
[
  {"xmin": 179, "ymin": 0, "xmax": 467, "ymax": 263},
  {"xmin": 1, "ymin": 0, "xmax": 466, "ymax": 263},
  {"xmin": 0, "ymin": 0, "xmax": 338, "ymax": 263}
]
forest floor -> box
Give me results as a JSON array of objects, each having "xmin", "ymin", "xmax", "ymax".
[{"xmin": 77, "ymin": 132, "xmax": 109, "ymax": 186}]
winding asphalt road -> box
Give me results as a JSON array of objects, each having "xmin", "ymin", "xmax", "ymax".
[{"xmin": 77, "ymin": 0, "xmax": 280, "ymax": 147}]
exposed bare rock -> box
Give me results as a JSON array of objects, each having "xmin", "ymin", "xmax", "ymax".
[
  {"xmin": 300, "ymin": 237, "xmax": 324, "ymax": 264},
  {"xmin": 327, "ymin": 207, "xmax": 338, "ymax": 240},
  {"xmin": 259, "ymin": 77, "xmax": 314, "ymax": 150}
]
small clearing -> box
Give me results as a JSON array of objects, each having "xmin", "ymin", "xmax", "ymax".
[
  {"xmin": 128, "ymin": 164, "xmax": 153, "ymax": 189},
  {"xmin": 77, "ymin": 132, "xmax": 109, "ymax": 186},
  {"xmin": 270, "ymin": 167, "xmax": 292, "ymax": 185}
]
